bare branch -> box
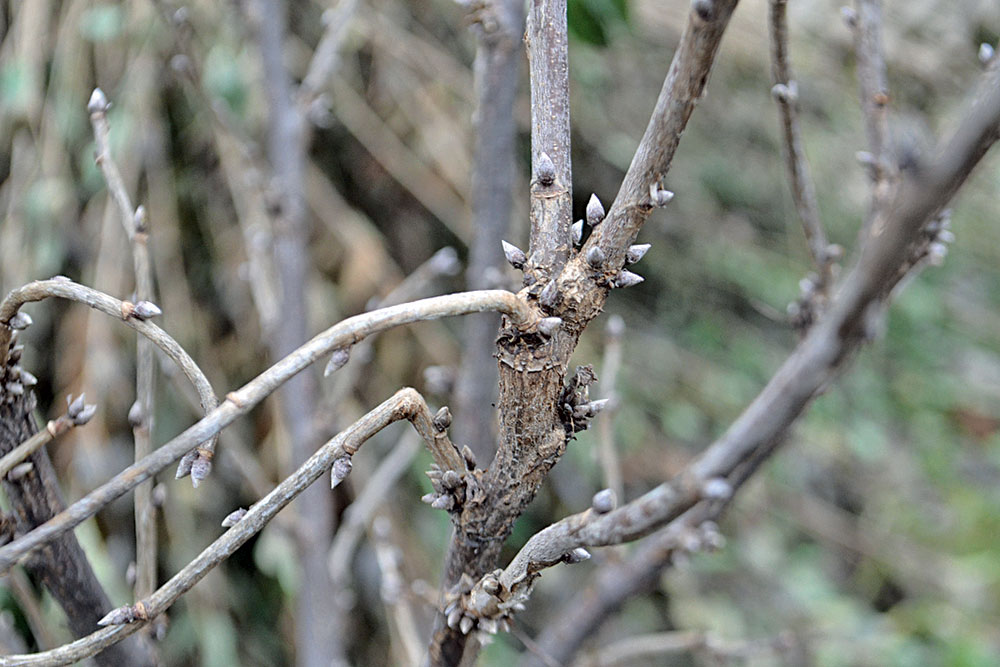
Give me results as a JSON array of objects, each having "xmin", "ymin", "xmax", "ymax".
[
  {"xmin": 0, "ymin": 403, "xmax": 94, "ymax": 479},
  {"xmin": 0, "ymin": 389, "xmax": 438, "ymax": 667},
  {"xmin": 592, "ymin": 0, "xmax": 741, "ymax": 263},
  {"xmin": 0, "ymin": 290, "xmax": 534, "ymax": 572},
  {"xmin": 474, "ymin": 70, "xmax": 1000, "ymax": 624},
  {"xmin": 0, "ymin": 279, "xmax": 218, "ymax": 455},
  {"xmin": 525, "ymin": 0, "xmax": 573, "ymax": 280},
  {"xmin": 768, "ymin": 0, "xmax": 834, "ymax": 289}
]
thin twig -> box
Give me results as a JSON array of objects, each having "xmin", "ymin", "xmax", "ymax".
[
  {"xmin": 768, "ymin": 0, "xmax": 834, "ymax": 289},
  {"xmin": 370, "ymin": 514, "xmax": 423, "ymax": 666},
  {"xmin": 89, "ymin": 86, "xmax": 161, "ymax": 614},
  {"xmin": 484, "ymin": 72, "xmax": 1000, "ymax": 616},
  {"xmin": 596, "ymin": 315, "xmax": 624, "ymax": 503},
  {"xmin": 525, "ymin": 0, "xmax": 572, "ymax": 281},
  {"xmin": 0, "ymin": 280, "xmax": 218, "ymax": 452},
  {"xmin": 0, "ymin": 290, "xmax": 535, "ymax": 572},
  {"xmin": 591, "ymin": 0, "xmax": 741, "ymax": 264},
  {"xmin": 0, "ymin": 412, "xmax": 90, "ymax": 480},
  {"xmin": 299, "ymin": 0, "xmax": 361, "ymax": 106},
  {"xmin": 849, "ymin": 0, "xmax": 895, "ymax": 238},
  {"xmin": 0, "ymin": 389, "xmax": 445, "ymax": 666},
  {"xmin": 327, "ymin": 431, "xmax": 422, "ymax": 662}
]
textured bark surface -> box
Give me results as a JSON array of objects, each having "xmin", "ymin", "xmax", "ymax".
[{"xmin": 0, "ymin": 386, "xmax": 155, "ymax": 666}]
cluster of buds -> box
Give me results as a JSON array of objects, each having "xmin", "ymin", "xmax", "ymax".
[
  {"xmin": 421, "ymin": 407, "xmax": 481, "ymax": 513},
  {"xmin": 559, "ymin": 365, "xmax": 610, "ymax": 433},
  {"xmin": 2, "ymin": 330, "xmax": 36, "ymax": 406},
  {"xmin": 441, "ymin": 571, "xmax": 517, "ymax": 637},
  {"xmin": 175, "ymin": 447, "xmax": 213, "ymax": 488}
]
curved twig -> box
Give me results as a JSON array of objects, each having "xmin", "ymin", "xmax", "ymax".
[
  {"xmin": 0, "ymin": 289, "xmax": 534, "ymax": 573},
  {"xmin": 0, "ymin": 389, "xmax": 432, "ymax": 666}
]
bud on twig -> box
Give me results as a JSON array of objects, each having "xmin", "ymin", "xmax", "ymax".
[
  {"xmin": 536, "ymin": 317, "xmax": 562, "ymax": 338},
  {"xmin": 648, "ymin": 183, "xmax": 674, "ymax": 207},
  {"xmin": 462, "ymin": 445, "xmax": 477, "ymax": 470},
  {"xmin": 586, "ymin": 245, "xmax": 605, "ymax": 269},
  {"xmin": 840, "ymin": 6, "xmax": 858, "ymax": 28},
  {"xmin": 591, "ymin": 488, "xmax": 616, "ymax": 514},
  {"xmin": 702, "ymin": 477, "xmax": 733, "ymax": 501},
  {"xmin": 190, "ymin": 453, "xmax": 212, "ymax": 487},
  {"xmin": 571, "ymin": 220, "xmax": 584, "ymax": 245},
  {"xmin": 331, "ymin": 456, "xmax": 353, "ymax": 488},
  {"xmin": 979, "ymin": 43, "xmax": 995, "ymax": 66},
  {"xmin": 536, "ymin": 152, "xmax": 556, "ymax": 186},
  {"xmin": 612, "ymin": 270, "xmax": 644, "ymax": 288},
  {"xmin": 132, "ymin": 301, "xmax": 162, "ymax": 320},
  {"xmin": 7, "ymin": 312, "xmax": 32, "ymax": 331},
  {"xmin": 586, "ymin": 194, "xmax": 605, "ymax": 226},
  {"xmin": 770, "ymin": 81, "xmax": 798, "ymax": 104},
  {"xmin": 72, "ymin": 403, "xmax": 98, "ymax": 426},
  {"xmin": 324, "ymin": 347, "xmax": 351, "ymax": 376},
  {"xmin": 221, "ymin": 508, "xmax": 248, "ymax": 527},
  {"xmin": 67, "ymin": 394, "xmax": 87, "ymax": 418},
  {"xmin": 562, "ymin": 547, "xmax": 591, "ymax": 564},
  {"xmin": 501, "ymin": 240, "xmax": 527, "ymax": 270},
  {"xmin": 18, "ymin": 370, "xmax": 37, "ymax": 387},
  {"xmin": 87, "ymin": 88, "xmax": 110, "ymax": 114},
  {"xmin": 432, "ymin": 406, "xmax": 452, "ymax": 432},
  {"xmin": 625, "ymin": 244, "xmax": 651, "ymax": 265},
  {"xmin": 128, "ymin": 401, "xmax": 144, "ymax": 428}
]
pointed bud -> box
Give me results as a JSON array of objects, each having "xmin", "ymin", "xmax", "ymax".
[
  {"xmin": 536, "ymin": 317, "xmax": 562, "ymax": 338},
  {"xmin": 7, "ymin": 312, "xmax": 32, "ymax": 331},
  {"xmin": 8, "ymin": 463, "xmax": 34, "ymax": 481},
  {"xmin": 586, "ymin": 194, "xmax": 605, "ymax": 226},
  {"xmin": 331, "ymin": 456, "xmax": 353, "ymax": 488},
  {"xmin": 462, "ymin": 445, "xmax": 477, "ymax": 470},
  {"xmin": 176, "ymin": 449, "xmax": 197, "ymax": 479},
  {"xmin": 8, "ymin": 346, "xmax": 23, "ymax": 364},
  {"xmin": 73, "ymin": 403, "xmax": 98, "ymax": 426},
  {"xmin": 97, "ymin": 606, "xmax": 134, "ymax": 627},
  {"xmin": 979, "ymin": 43, "xmax": 995, "ymax": 65},
  {"xmin": 501, "ymin": 240, "xmax": 526, "ymax": 270},
  {"xmin": 586, "ymin": 245, "xmax": 605, "ymax": 269},
  {"xmin": 221, "ymin": 508, "xmax": 248, "ymax": 527},
  {"xmin": 441, "ymin": 470, "xmax": 462, "ymax": 490},
  {"xmin": 591, "ymin": 489, "xmax": 616, "ymax": 514},
  {"xmin": 324, "ymin": 347, "xmax": 351, "ymax": 376},
  {"xmin": 67, "ymin": 393, "xmax": 87, "ymax": 418},
  {"xmin": 480, "ymin": 618, "xmax": 499, "ymax": 635},
  {"xmin": 133, "ymin": 205, "xmax": 148, "ymax": 233},
  {"xmin": 88, "ymin": 88, "xmax": 109, "ymax": 114},
  {"xmin": 536, "ymin": 152, "xmax": 556, "ymax": 186},
  {"xmin": 18, "ymin": 370, "xmax": 37, "ymax": 387},
  {"xmin": 460, "ymin": 616, "xmax": 474, "ymax": 635},
  {"xmin": 539, "ymin": 280, "xmax": 558, "ymax": 309},
  {"xmin": 190, "ymin": 452, "xmax": 211, "ymax": 487},
  {"xmin": 447, "ymin": 607, "xmax": 463, "ymax": 629},
  {"xmin": 927, "ymin": 242, "xmax": 948, "ymax": 266},
  {"xmin": 429, "ymin": 246, "xmax": 461, "ymax": 276},
  {"xmin": 431, "ymin": 495, "xmax": 454, "ymax": 511},
  {"xmin": 563, "ymin": 547, "xmax": 591, "ymax": 564},
  {"xmin": 770, "ymin": 82, "xmax": 798, "ymax": 104},
  {"xmin": 432, "ymin": 406, "xmax": 452, "ymax": 432},
  {"xmin": 421, "ymin": 492, "xmax": 438, "ymax": 505},
  {"xmin": 6, "ymin": 382, "xmax": 23, "ymax": 397},
  {"xmin": 571, "ymin": 220, "xmax": 584, "ymax": 245},
  {"xmin": 128, "ymin": 401, "xmax": 144, "ymax": 428},
  {"xmin": 702, "ymin": 477, "xmax": 733, "ymax": 501},
  {"xmin": 131, "ymin": 301, "xmax": 162, "ymax": 320},
  {"xmin": 612, "ymin": 270, "xmax": 644, "ymax": 288},
  {"xmin": 625, "ymin": 244, "xmax": 651, "ymax": 265},
  {"xmin": 649, "ymin": 183, "xmax": 675, "ymax": 207}
]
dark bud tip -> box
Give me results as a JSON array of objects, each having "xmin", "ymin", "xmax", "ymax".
[
  {"xmin": 625, "ymin": 243, "xmax": 651, "ymax": 265},
  {"xmin": 536, "ymin": 152, "xmax": 556, "ymax": 186},
  {"xmin": 501, "ymin": 240, "xmax": 527, "ymax": 270},
  {"xmin": 692, "ymin": 0, "xmax": 715, "ymax": 21},
  {"xmin": 433, "ymin": 406, "xmax": 453, "ymax": 432}
]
